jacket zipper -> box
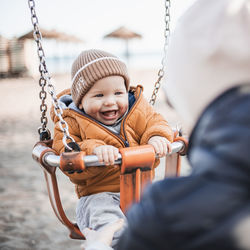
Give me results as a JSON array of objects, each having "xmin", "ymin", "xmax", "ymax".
[
  {"xmin": 121, "ymin": 87, "xmax": 142, "ymax": 147},
  {"xmin": 79, "ymin": 114, "xmax": 127, "ymax": 147}
]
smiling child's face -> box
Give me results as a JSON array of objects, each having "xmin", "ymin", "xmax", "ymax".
[{"xmin": 79, "ymin": 75, "xmax": 128, "ymax": 125}]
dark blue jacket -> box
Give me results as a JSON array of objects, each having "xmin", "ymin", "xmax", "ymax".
[{"xmin": 117, "ymin": 84, "xmax": 250, "ymax": 250}]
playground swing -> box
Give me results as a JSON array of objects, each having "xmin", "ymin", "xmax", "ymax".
[{"xmin": 29, "ymin": 0, "xmax": 188, "ymax": 241}]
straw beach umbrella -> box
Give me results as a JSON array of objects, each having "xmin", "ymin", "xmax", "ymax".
[
  {"xmin": 104, "ymin": 26, "xmax": 142, "ymax": 62},
  {"xmin": 18, "ymin": 28, "xmax": 83, "ymax": 43},
  {"xmin": 17, "ymin": 28, "xmax": 84, "ymax": 76}
]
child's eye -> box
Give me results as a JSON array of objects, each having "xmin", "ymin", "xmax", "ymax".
[
  {"xmin": 115, "ymin": 91, "xmax": 123, "ymax": 95},
  {"xmin": 94, "ymin": 94, "xmax": 103, "ymax": 97}
]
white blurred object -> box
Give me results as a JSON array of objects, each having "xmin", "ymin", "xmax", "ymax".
[{"xmin": 165, "ymin": 0, "xmax": 250, "ymax": 133}]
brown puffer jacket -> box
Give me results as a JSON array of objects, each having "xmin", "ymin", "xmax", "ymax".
[{"xmin": 51, "ymin": 85, "xmax": 173, "ymax": 198}]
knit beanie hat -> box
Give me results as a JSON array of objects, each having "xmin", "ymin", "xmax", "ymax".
[
  {"xmin": 165, "ymin": 0, "xmax": 250, "ymax": 133},
  {"xmin": 71, "ymin": 49, "xmax": 130, "ymax": 107}
]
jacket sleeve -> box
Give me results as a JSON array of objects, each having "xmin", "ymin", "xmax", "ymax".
[
  {"xmin": 117, "ymin": 170, "xmax": 250, "ymax": 250},
  {"xmin": 52, "ymin": 116, "xmax": 106, "ymax": 154},
  {"xmin": 139, "ymin": 96, "xmax": 174, "ymax": 145},
  {"xmin": 117, "ymin": 177, "xmax": 212, "ymax": 250}
]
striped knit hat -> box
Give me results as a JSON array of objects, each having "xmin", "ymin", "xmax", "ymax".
[{"xmin": 71, "ymin": 49, "xmax": 130, "ymax": 107}]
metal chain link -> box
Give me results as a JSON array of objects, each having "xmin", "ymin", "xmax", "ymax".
[
  {"xmin": 149, "ymin": 0, "xmax": 170, "ymax": 106},
  {"xmin": 28, "ymin": 0, "xmax": 75, "ymax": 150}
]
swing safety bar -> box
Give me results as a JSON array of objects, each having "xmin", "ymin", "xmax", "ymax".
[
  {"xmin": 32, "ymin": 141, "xmax": 185, "ymax": 169},
  {"xmin": 32, "ymin": 137, "xmax": 188, "ymax": 240}
]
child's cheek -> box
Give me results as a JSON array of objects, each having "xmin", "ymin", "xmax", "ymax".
[
  {"xmin": 86, "ymin": 105, "xmax": 100, "ymax": 117},
  {"xmin": 91, "ymin": 106, "xmax": 100, "ymax": 114},
  {"xmin": 120, "ymin": 102, "xmax": 128, "ymax": 114}
]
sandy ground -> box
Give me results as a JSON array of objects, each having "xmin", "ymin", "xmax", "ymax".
[{"xmin": 0, "ymin": 69, "xmax": 189, "ymax": 250}]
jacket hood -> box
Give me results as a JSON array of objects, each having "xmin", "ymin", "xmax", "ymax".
[
  {"xmin": 50, "ymin": 88, "xmax": 82, "ymax": 122},
  {"xmin": 165, "ymin": 0, "xmax": 250, "ymax": 134}
]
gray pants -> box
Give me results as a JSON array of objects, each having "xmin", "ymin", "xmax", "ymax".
[{"xmin": 76, "ymin": 192, "xmax": 126, "ymax": 248}]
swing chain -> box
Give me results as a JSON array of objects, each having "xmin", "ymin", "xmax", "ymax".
[
  {"xmin": 28, "ymin": 0, "xmax": 75, "ymax": 151},
  {"xmin": 28, "ymin": 0, "xmax": 49, "ymax": 136},
  {"xmin": 149, "ymin": 0, "xmax": 170, "ymax": 106},
  {"xmin": 38, "ymin": 78, "xmax": 48, "ymax": 133}
]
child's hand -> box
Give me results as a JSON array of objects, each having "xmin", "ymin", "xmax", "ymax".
[
  {"xmin": 148, "ymin": 136, "xmax": 172, "ymax": 158},
  {"xmin": 93, "ymin": 145, "xmax": 119, "ymax": 165}
]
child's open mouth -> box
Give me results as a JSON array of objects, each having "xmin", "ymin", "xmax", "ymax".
[{"xmin": 100, "ymin": 110, "xmax": 118, "ymax": 120}]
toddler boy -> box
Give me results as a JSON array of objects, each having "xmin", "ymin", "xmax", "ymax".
[{"xmin": 51, "ymin": 49, "xmax": 174, "ymax": 247}]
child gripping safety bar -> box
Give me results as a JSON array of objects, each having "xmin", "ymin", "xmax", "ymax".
[{"xmin": 32, "ymin": 141, "xmax": 186, "ymax": 172}]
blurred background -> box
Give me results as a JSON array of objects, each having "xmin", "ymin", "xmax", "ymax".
[
  {"xmin": 0, "ymin": 0, "xmax": 195, "ymax": 76},
  {"xmin": 0, "ymin": 0, "xmax": 194, "ymax": 249}
]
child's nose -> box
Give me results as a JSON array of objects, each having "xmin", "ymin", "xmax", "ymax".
[{"xmin": 104, "ymin": 96, "xmax": 116, "ymax": 106}]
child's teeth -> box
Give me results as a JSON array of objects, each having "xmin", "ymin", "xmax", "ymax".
[{"xmin": 104, "ymin": 111, "xmax": 116, "ymax": 117}]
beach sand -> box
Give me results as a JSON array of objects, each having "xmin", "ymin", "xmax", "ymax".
[{"xmin": 0, "ymin": 69, "xmax": 188, "ymax": 250}]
